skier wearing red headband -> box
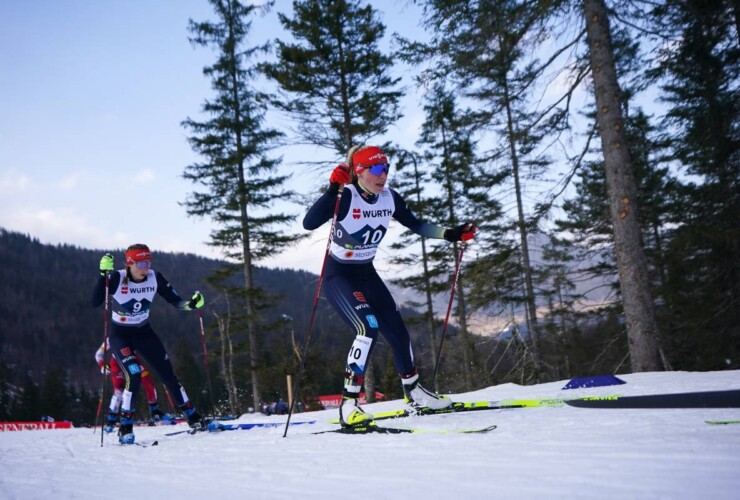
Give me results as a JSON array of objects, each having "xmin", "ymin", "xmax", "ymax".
[
  {"xmin": 303, "ymin": 145, "xmax": 477, "ymax": 427},
  {"xmin": 92, "ymin": 243, "xmax": 206, "ymax": 444}
]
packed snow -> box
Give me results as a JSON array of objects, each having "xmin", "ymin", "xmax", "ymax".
[{"xmin": 1, "ymin": 370, "xmax": 739, "ymax": 499}]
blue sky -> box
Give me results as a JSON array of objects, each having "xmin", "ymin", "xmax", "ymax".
[{"xmin": 0, "ymin": 1, "xmax": 426, "ymax": 273}]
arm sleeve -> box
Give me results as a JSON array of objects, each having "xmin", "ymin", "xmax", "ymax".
[
  {"xmin": 91, "ymin": 272, "xmax": 121, "ymax": 307},
  {"xmin": 303, "ymin": 184, "xmax": 350, "ymax": 230},
  {"xmin": 155, "ymin": 272, "xmax": 189, "ymax": 309},
  {"xmin": 391, "ymin": 189, "xmax": 447, "ymax": 239}
]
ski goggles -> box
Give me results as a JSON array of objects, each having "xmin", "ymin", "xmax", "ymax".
[
  {"xmin": 132, "ymin": 260, "xmax": 152, "ymax": 270},
  {"xmin": 366, "ymin": 163, "xmax": 390, "ymax": 176}
]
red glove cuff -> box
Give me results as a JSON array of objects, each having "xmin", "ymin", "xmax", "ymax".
[{"xmin": 330, "ymin": 164, "xmax": 352, "ymax": 185}]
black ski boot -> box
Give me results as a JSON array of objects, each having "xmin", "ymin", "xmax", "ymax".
[{"xmin": 181, "ymin": 402, "xmax": 208, "ymax": 431}]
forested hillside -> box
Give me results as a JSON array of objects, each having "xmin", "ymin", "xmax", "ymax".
[
  {"xmin": 0, "ymin": 230, "xmax": 338, "ymax": 417},
  {"xmin": 1, "ymin": 219, "xmax": 737, "ymax": 425},
  {"xmin": 0, "ymin": 229, "xmax": 450, "ymax": 422}
]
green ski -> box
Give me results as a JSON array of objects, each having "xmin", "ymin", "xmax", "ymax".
[
  {"xmin": 705, "ymin": 420, "xmax": 740, "ymax": 425},
  {"xmin": 329, "ymin": 397, "xmax": 570, "ymax": 424}
]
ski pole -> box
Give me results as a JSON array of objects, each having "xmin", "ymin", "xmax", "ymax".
[
  {"xmin": 197, "ymin": 308, "xmax": 216, "ymax": 416},
  {"xmin": 98, "ymin": 272, "xmax": 110, "ymax": 446},
  {"xmin": 164, "ymin": 385, "xmax": 176, "ymax": 414},
  {"xmin": 283, "ymin": 185, "xmax": 344, "ymax": 437},
  {"xmin": 94, "ymin": 393, "xmax": 103, "ymax": 433},
  {"xmin": 430, "ymin": 242, "xmax": 466, "ymax": 389}
]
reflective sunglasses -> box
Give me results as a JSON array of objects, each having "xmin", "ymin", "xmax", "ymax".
[
  {"xmin": 133, "ymin": 260, "xmax": 152, "ymax": 270},
  {"xmin": 367, "ymin": 163, "xmax": 390, "ymax": 176}
]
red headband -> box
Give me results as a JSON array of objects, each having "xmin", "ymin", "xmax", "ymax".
[
  {"xmin": 125, "ymin": 248, "xmax": 152, "ymax": 265},
  {"xmin": 352, "ymin": 146, "xmax": 388, "ymax": 173}
]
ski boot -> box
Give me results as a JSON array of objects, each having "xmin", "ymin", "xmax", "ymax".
[
  {"xmin": 339, "ymin": 397, "xmax": 373, "ymax": 428},
  {"xmin": 118, "ymin": 412, "xmax": 135, "ymax": 445},
  {"xmin": 182, "ymin": 402, "xmax": 208, "ymax": 432},
  {"xmin": 148, "ymin": 404, "xmax": 170, "ymax": 425},
  {"xmin": 402, "ymin": 371, "xmax": 452, "ymax": 411},
  {"xmin": 103, "ymin": 410, "xmax": 118, "ymax": 434}
]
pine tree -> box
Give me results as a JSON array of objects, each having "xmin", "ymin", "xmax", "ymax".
[
  {"xmin": 40, "ymin": 365, "xmax": 69, "ymax": 422},
  {"xmin": 262, "ymin": 0, "xmax": 403, "ymax": 401},
  {"xmin": 547, "ymin": 3, "xmax": 677, "ymax": 372},
  {"xmin": 17, "ymin": 375, "xmax": 41, "ymax": 421},
  {"xmin": 403, "ymin": 0, "xmax": 567, "ymax": 379},
  {"xmin": 645, "ymin": 0, "xmax": 740, "ymax": 369},
  {"xmin": 0, "ymin": 359, "xmax": 12, "ymax": 421},
  {"xmin": 183, "ymin": 0, "xmax": 304, "ymax": 411},
  {"xmin": 412, "ymin": 83, "xmax": 503, "ymax": 390},
  {"xmin": 581, "ymin": 0, "xmax": 663, "ymax": 371},
  {"xmin": 262, "ymin": 0, "xmax": 403, "ymax": 155},
  {"xmin": 554, "ymin": 108, "xmax": 679, "ymax": 369},
  {"xmin": 537, "ymin": 233, "xmax": 584, "ymax": 379}
]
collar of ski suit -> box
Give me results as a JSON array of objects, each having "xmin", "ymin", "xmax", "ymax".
[{"xmin": 354, "ymin": 181, "xmax": 379, "ymax": 204}]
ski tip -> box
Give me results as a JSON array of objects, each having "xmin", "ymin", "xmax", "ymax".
[{"xmin": 464, "ymin": 424, "xmax": 497, "ymax": 433}]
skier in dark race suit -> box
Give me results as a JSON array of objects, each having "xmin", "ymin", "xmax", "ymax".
[
  {"xmin": 92, "ymin": 243, "xmax": 207, "ymax": 444},
  {"xmin": 303, "ymin": 145, "xmax": 477, "ymax": 427}
]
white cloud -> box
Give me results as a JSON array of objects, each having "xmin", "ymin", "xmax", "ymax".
[
  {"xmin": 0, "ymin": 169, "xmax": 32, "ymax": 193},
  {"xmin": 133, "ymin": 170, "xmax": 155, "ymax": 183},
  {"xmin": 58, "ymin": 171, "xmax": 85, "ymax": 190},
  {"xmin": 0, "ymin": 207, "xmax": 122, "ymax": 250}
]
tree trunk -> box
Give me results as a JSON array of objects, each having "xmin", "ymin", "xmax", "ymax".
[
  {"xmin": 216, "ymin": 290, "xmax": 239, "ymax": 415},
  {"xmin": 454, "ymin": 267, "xmax": 474, "ymax": 390},
  {"xmin": 403, "ymin": 151, "xmax": 440, "ymax": 390},
  {"xmin": 241, "ymin": 224, "xmax": 261, "ymax": 410},
  {"xmin": 502, "ymin": 77, "xmax": 542, "ymax": 373},
  {"xmin": 583, "ymin": 0, "xmax": 663, "ymax": 372},
  {"xmin": 214, "ymin": 308, "xmax": 239, "ymax": 415},
  {"xmin": 230, "ymin": 33, "xmax": 261, "ymax": 410}
]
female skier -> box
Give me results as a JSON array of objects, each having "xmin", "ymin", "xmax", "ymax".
[{"xmin": 303, "ymin": 146, "xmax": 476, "ymax": 427}]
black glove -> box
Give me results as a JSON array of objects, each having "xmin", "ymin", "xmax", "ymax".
[
  {"xmin": 444, "ymin": 222, "xmax": 477, "ymax": 242},
  {"xmin": 188, "ymin": 291, "xmax": 205, "ymax": 310}
]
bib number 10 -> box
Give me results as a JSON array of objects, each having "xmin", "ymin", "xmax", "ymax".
[{"xmin": 361, "ymin": 228, "xmax": 384, "ymax": 245}]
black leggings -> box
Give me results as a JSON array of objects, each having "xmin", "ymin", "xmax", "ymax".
[
  {"xmin": 108, "ymin": 323, "xmax": 188, "ymax": 413},
  {"xmin": 324, "ymin": 262, "xmax": 415, "ymax": 376}
]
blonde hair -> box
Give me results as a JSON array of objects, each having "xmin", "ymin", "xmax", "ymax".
[{"xmin": 346, "ymin": 145, "xmax": 361, "ymax": 183}]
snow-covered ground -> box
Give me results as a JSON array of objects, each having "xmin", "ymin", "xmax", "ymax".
[{"xmin": 1, "ymin": 370, "xmax": 739, "ymax": 500}]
